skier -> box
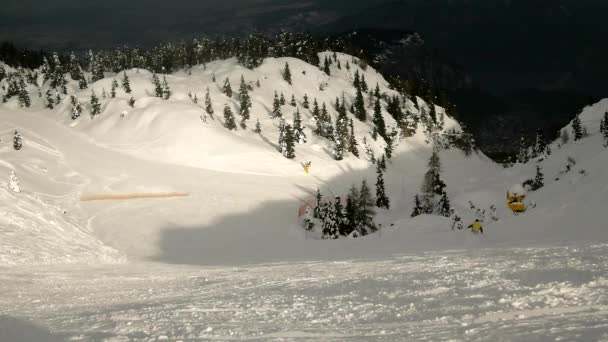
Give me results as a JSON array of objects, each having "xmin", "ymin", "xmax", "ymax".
[{"xmin": 468, "ymin": 219, "xmax": 483, "ymax": 234}]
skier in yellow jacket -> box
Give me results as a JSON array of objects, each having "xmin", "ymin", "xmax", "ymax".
[{"xmin": 468, "ymin": 219, "xmax": 484, "ymax": 234}]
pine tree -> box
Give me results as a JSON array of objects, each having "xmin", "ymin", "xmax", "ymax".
[
  {"xmin": 411, "ymin": 194, "xmax": 423, "ymax": 217},
  {"xmin": 378, "ymin": 154, "xmax": 387, "ymax": 171},
  {"xmin": 290, "ymin": 94, "xmax": 296, "ymax": 107},
  {"xmin": 279, "ymin": 92, "xmax": 286, "ymax": 106},
  {"xmin": 293, "ymin": 107, "xmax": 306, "ymax": 143},
  {"xmin": 372, "ymin": 98, "xmax": 387, "ymax": 140},
  {"xmin": 353, "ymin": 70, "xmax": 361, "ymax": 89},
  {"xmin": 277, "ymin": 119, "xmax": 286, "ymax": 153},
  {"xmin": 532, "ymin": 165, "xmax": 544, "ymax": 191},
  {"xmin": 13, "ymin": 130, "xmax": 22, "ymax": 150},
  {"xmin": 356, "ymin": 180, "xmax": 377, "ymax": 235},
  {"xmin": 343, "ymin": 185, "xmax": 359, "ymax": 236},
  {"xmin": 238, "ymin": 75, "xmax": 251, "ymax": 128},
  {"xmin": 70, "ymin": 95, "xmax": 82, "ymax": 120},
  {"xmin": 348, "ymin": 118, "xmax": 360, "ymax": 157},
  {"xmin": 517, "ymin": 136, "xmax": 529, "ymax": 163},
  {"xmin": 572, "ymin": 115, "xmax": 583, "ymax": 141},
  {"xmin": 314, "ymin": 188, "xmax": 323, "ymax": 219},
  {"xmin": 223, "ymin": 104, "xmax": 237, "ymax": 130},
  {"xmin": 374, "ymin": 83, "xmax": 381, "ymax": 98},
  {"xmin": 375, "ymin": 164, "xmax": 390, "ymax": 209},
  {"xmin": 161, "ymin": 76, "xmax": 171, "ymax": 99},
  {"xmin": 437, "ymin": 192, "xmax": 451, "ymax": 217},
  {"xmin": 602, "ymin": 112, "xmax": 608, "ymax": 146},
  {"xmin": 45, "ymin": 90, "xmax": 54, "ymax": 109},
  {"xmin": 78, "ymin": 76, "xmax": 88, "ymax": 90},
  {"xmin": 8, "ymin": 170, "xmax": 20, "ymax": 193},
  {"xmin": 223, "ymin": 77, "xmax": 233, "ymax": 97},
  {"xmin": 152, "ymin": 73, "xmax": 163, "ymax": 97},
  {"xmin": 254, "ymin": 118, "xmax": 262, "ymax": 133},
  {"xmin": 122, "ymin": 72, "xmax": 131, "ymax": 93},
  {"xmin": 205, "ymin": 87, "xmax": 214, "ymax": 118},
  {"xmin": 361, "ymin": 75, "xmax": 368, "ymax": 92},
  {"xmin": 54, "ymin": 91, "xmax": 62, "ymax": 106},
  {"xmin": 90, "ymin": 90, "xmax": 101, "ymax": 116},
  {"xmin": 302, "ymin": 94, "xmax": 309, "ymax": 109},
  {"xmin": 283, "ymin": 62, "xmax": 292, "ymax": 85},
  {"xmin": 282, "ymin": 124, "xmax": 296, "ymax": 159},
  {"xmin": 534, "ymin": 129, "xmax": 546, "ymax": 156},
  {"xmin": 422, "ymin": 150, "xmax": 446, "ymax": 198},
  {"xmin": 272, "ymin": 91, "xmax": 282, "ymax": 118},
  {"xmin": 323, "ymin": 56, "xmax": 331, "ymax": 76},
  {"xmin": 354, "ymin": 87, "xmax": 366, "ymax": 121},
  {"xmin": 384, "ymin": 137, "xmax": 393, "ymax": 160},
  {"xmin": 17, "ymin": 77, "xmax": 30, "ymax": 108},
  {"xmin": 322, "ymin": 201, "xmax": 339, "ymax": 239},
  {"xmin": 110, "ymin": 79, "xmax": 118, "ymax": 98}
]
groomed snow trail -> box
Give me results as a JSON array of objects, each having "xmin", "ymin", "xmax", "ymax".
[{"xmin": 2, "ymin": 244, "xmax": 608, "ymax": 341}]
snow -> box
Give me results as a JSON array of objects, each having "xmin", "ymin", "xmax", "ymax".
[{"xmin": 1, "ymin": 52, "xmax": 608, "ymax": 339}]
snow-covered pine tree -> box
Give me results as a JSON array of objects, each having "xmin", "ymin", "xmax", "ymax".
[
  {"xmin": 323, "ymin": 56, "xmax": 331, "ymax": 76},
  {"xmin": 128, "ymin": 97, "xmax": 135, "ymax": 108},
  {"xmin": 356, "ymin": 180, "xmax": 377, "ymax": 235},
  {"xmin": 238, "ymin": 75, "xmax": 251, "ymax": 128},
  {"xmin": 532, "ymin": 165, "xmax": 544, "ymax": 191},
  {"xmin": 411, "ymin": 194, "xmax": 424, "ymax": 217},
  {"xmin": 17, "ymin": 76, "xmax": 30, "ymax": 108},
  {"xmin": 314, "ymin": 188, "xmax": 323, "ymax": 219},
  {"xmin": 375, "ymin": 164, "xmax": 390, "ymax": 209},
  {"xmin": 205, "ymin": 87, "xmax": 214, "ymax": 118},
  {"xmin": 533, "ymin": 129, "xmax": 546, "ymax": 156},
  {"xmin": 322, "ymin": 201, "xmax": 339, "ymax": 239},
  {"xmin": 354, "ymin": 86, "xmax": 366, "ymax": 121},
  {"xmin": 90, "ymin": 90, "xmax": 101, "ymax": 116},
  {"xmin": 517, "ymin": 136, "xmax": 529, "ymax": 163},
  {"xmin": 572, "ymin": 115, "xmax": 583, "ymax": 141},
  {"xmin": 122, "ymin": 72, "xmax": 131, "ymax": 93},
  {"xmin": 13, "ymin": 130, "xmax": 22, "ymax": 150},
  {"xmin": 277, "ymin": 118, "xmax": 286, "ymax": 153},
  {"xmin": 45, "ymin": 90, "xmax": 54, "ymax": 109},
  {"xmin": 378, "ymin": 154, "xmax": 387, "ymax": 171},
  {"xmin": 293, "ymin": 107, "xmax": 306, "ymax": 143},
  {"xmin": 302, "ymin": 93, "xmax": 309, "ymax": 109},
  {"xmin": 348, "ymin": 118, "xmax": 360, "ymax": 158},
  {"xmin": 8, "ymin": 170, "xmax": 20, "ymax": 193},
  {"xmin": 152, "ymin": 73, "xmax": 163, "ymax": 97},
  {"xmin": 361, "ymin": 75, "xmax": 368, "ymax": 92},
  {"xmin": 223, "ymin": 77, "xmax": 232, "ymax": 97},
  {"xmin": 280, "ymin": 92, "xmax": 286, "ymax": 106},
  {"xmin": 282, "ymin": 124, "xmax": 296, "ymax": 159},
  {"xmin": 372, "ymin": 98, "xmax": 387, "ymax": 140},
  {"xmin": 70, "ymin": 95, "xmax": 82, "ymax": 120},
  {"xmin": 283, "ymin": 62, "xmax": 292, "ymax": 85},
  {"xmin": 223, "ymin": 104, "xmax": 237, "ymax": 130},
  {"xmin": 353, "ymin": 70, "xmax": 361, "ymax": 89},
  {"xmin": 374, "ymin": 83, "xmax": 381, "ymax": 98},
  {"xmin": 54, "ymin": 91, "xmax": 62, "ymax": 105},
  {"xmin": 272, "ymin": 91, "xmax": 282, "ymax": 118},
  {"xmin": 343, "ymin": 185, "xmax": 359, "ymax": 236},
  {"xmin": 161, "ymin": 76, "xmax": 171, "ymax": 99},
  {"xmin": 290, "ymin": 94, "xmax": 296, "ymax": 107},
  {"xmin": 110, "ymin": 79, "xmax": 118, "ymax": 98},
  {"xmin": 437, "ymin": 192, "xmax": 451, "ymax": 217},
  {"xmin": 384, "ymin": 137, "xmax": 393, "ymax": 160}
]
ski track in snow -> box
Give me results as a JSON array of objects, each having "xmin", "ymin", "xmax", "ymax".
[{"xmin": 1, "ymin": 244, "xmax": 608, "ymax": 341}]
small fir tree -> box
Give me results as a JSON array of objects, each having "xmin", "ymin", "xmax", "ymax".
[
  {"xmin": 110, "ymin": 79, "xmax": 118, "ymax": 98},
  {"xmin": 272, "ymin": 91, "xmax": 282, "ymax": 118},
  {"xmin": 292, "ymin": 107, "xmax": 306, "ymax": 143},
  {"xmin": 280, "ymin": 92, "xmax": 286, "ymax": 106},
  {"xmin": 13, "ymin": 130, "xmax": 22, "ymax": 150},
  {"xmin": 354, "ymin": 87, "xmax": 366, "ymax": 121},
  {"xmin": 532, "ymin": 165, "xmax": 544, "ymax": 191},
  {"xmin": 122, "ymin": 72, "xmax": 131, "ymax": 93},
  {"xmin": 302, "ymin": 93, "xmax": 310, "ymax": 109},
  {"xmin": 161, "ymin": 76, "xmax": 171, "ymax": 99},
  {"xmin": 8, "ymin": 170, "xmax": 20, "ymax": 193},
  {"xmin": 290, "ymin": 94, "xmax": 297, "ymax": 107},
  {"xmin": 223, "ymin": 77, "xmax": 233, "ymax": 97},
  {"xmin": 411, "ymin": 194, "xmax": 424, "ymax": 217},
  {"xmin": 254, "ymin": 118, "xmax": 262, "ymax": 133},
  {"xmin": 375, "ymin": 164, "xmax": 390, "ymax": 209},
  {"xmin": 45, "ymin": 90, "xmax": 54, "ymax": 109},
  {"xmin": 90, "ymin": 90, "xmax": 101, "ymax": 116},
  {"xmin": 282, "ymin": 124, "xmax": 296, "ymax": 159},
  {"xmin": 152, "ymin": 73, "xmax": 163, "ymax": 97},
  {"xmin": 348, "ymin": 118, "xmax": 360, "ymax": 157},
  {"xmin": 128, "ymin": 97, "xmax": 135, "ymax": 108},
  {"xmin": 283, "ymin": 62, "xmax": 292, "ymax": 85},
  {"xmin": 356, "ymin": 180, "xmax": 377, "ymax": 235},
  {"xmin": 437, "ymin": 192, "xmax": 451, "ymax": 217},
  {"xmin": 572, "ymin": 115, "xmax": 583, "ymax": 141},
  {"xmin": 205, "ymin": 87, "xmax": 214, "ymax": 118},
  {"xmin": 223, "ymin": 104, "xmax": 237, "ymax": 130}
]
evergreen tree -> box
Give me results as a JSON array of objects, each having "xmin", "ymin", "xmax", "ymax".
[
  {"xmin": 411, "ymin": 194, "xmax": 424, "ymax": 217},
  {"xmin": 356, "ymin": 180, "xmax": 377, "ymax": 235},
  {"xmin": 292, "ymin": 107, "xmax": 306, "ymax": 143},
  {"xmin": 223, "ymin": 104, "xmax": 237, "ymax": 130},
  {"xmin": 272, "ymin": 91, "xmax": 282, "ymax": 118},
  {"xmin": 361, "ymin": 75, "xmax": 368, "ymax": 92},
  {"xmin": 322, "ymin": 201, "xmax": 339, "ymax": 239},
  {"xmin": 290, "ymin": 94, "xmax": 297, "ymax": 107},
  {"xmin": 517, "ymin": 136, "xmax": 529, "ymax": 163},
  {"xmin": 572, "ymin": 115, "xmax": 583, "ymax": 141},
  {"xmin": 333, "ymin": 197, "xmax": 346, "ymax": 236},
  {"xmin": 283, "ymin": 62, "xmax": 292, "ymax": 85},
  {"xmin": 161, "ymin": 76, "xmax": 171, "ymax": 99},
  {"xmin": 280, "ymin": 92, "xmax": 286, "ymax": 106},
  {"xmin": 45, "ymin": 90, "xmax": 54, "ymax": 109},
  {"xmin": 323, "ymin": 56, "xmax": 331, "ymax": 76},
  {"xmin": 205, "ymin": 87, "xmax": 214, "ymax": 118},
  {"xmin": 437, "ymin": 192, "xmax": 451, "ymax": 217},
  {"xmin": 90, "ymin": 90, "xmax": 101, "ymax": 116},
  {"xmin": 122, "ymin": 72, "xmax": 131, "ymax": 93},
  {"xmin": 374, "ymin": 83, "xmax": 381, "ymax": 98},
  {"xmin": 533, "ymin": 129, "xmax": 546, "ymax": 156},
  {"xmin": 348, "ymin": 118, "xmax": 360, "ymax": 157},
  {"xmin": 302, "ymin": 93, "xmax": 309, "ymax": 109},
  {"xmin": 277, "ymin": 119, "xmax": 286, "ymax": 153},
  {"xmin": 421, "ymin": 150, "xmax": 446, "ymax": 202},
  {"xmin": 372, "ymin": 98, "xmax": 387, "ymax": 140},
  {"xmin": 78, "ymin": 76, "xmax": 88, "ymax": 90},
  {"xmin": 128, "ymin": 97, "xmax": 136, "ymax": 108},
  {"xmin": 238, "ymin": 75, "xmax": 251, "ymax": 128},
  {"xmin": 354, "ymin": 87, "xmax": 366, "ymax": 121},
  {"xmin": 152, "ymin": 73, "xmax": 163, "ymax": 97},
  {"xmin": 375, "ymin": 164, "xmax": 390, "ymax": 209},
  {"xmin": 282, "ymin": 124, "xmax": 296, "ymax": 159},
  {"xmin": 54, "ymin": 91, "xmax": 62, "ymax": 106},
  {"xmin": 223, "ymin": 77, "xmax": 233, "ymax": 97},
  {"xmin": 532, "ymin": 165, "xmax": 544, "ymax": 191},
  {"xmin": 353, "ymin": 70, "xmax": 361, "ymax": 89},
  {"xmin": 343, "ymin": 185, "xmax": 360, "ymax": 236},
  {"xmin": 70, "ymin": 95, "xmax": 82, "ymax": 120},
  {"xmin": 17, "ymin": 77, "xmax": 30, "ymax": 108},
  {"xmin": 602, "ymin": 112, "xmax": 608, "ymax": 146},
  {"xmin": 314, "ymin": 188, "xmax": 323, "ymax": 219},
  {"xmin": 13, "ymin": 130, "xmax": 22, "ymax": 150},
  {"xmin": 384, "ymin": 136, "xmax": 393, "ymax": 160},
  {"xmin": 110, "ymin": 79, "xmax": 118, "ymax": 98}
]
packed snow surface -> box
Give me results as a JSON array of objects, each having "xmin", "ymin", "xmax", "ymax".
[{"xmin": 1, "ymin": 53, "xmax": 608, "ymax": 340}]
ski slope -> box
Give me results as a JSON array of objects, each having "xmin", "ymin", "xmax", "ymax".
[{"xmin": 1, "ymin": 54, "xmax": 608, "ymax": 340}]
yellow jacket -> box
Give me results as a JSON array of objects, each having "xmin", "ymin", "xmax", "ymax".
[{"xmin": 470, "ymin": 221, "xmax": 483, "ymax": 233}]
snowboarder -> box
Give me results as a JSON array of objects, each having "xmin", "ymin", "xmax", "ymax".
[{"xmin": 468, "ymin": 219, "xmax": 483, "ymax": 234}]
